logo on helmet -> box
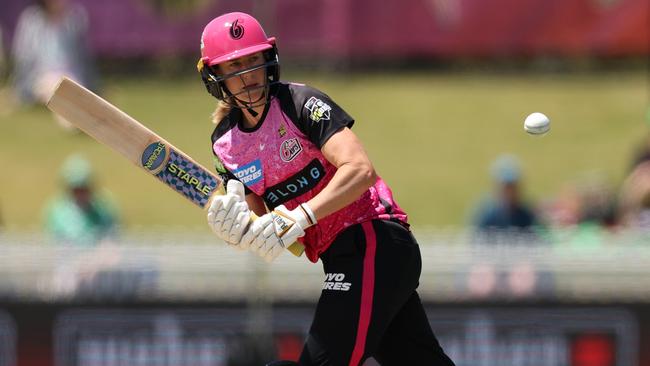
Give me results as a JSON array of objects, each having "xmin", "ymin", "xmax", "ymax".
[{"xmin": 229, "ymin": 19, "xmax": 244, "ymax": 40}]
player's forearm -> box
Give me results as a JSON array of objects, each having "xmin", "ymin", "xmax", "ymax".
[
  {"xmin": 246, "ymin": 193, "xmax": 268, "ymax": 216},
  {"xmin": 307, "ymin": 161, "xmax": 377, "ymax": 220}
]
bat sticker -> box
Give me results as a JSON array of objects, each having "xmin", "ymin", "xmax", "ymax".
[
  {"xmin": 141, "ymin": 141, "xmax": 169, "ymax": 174},
  {"xmin": 157, "ymin": 149, "xmax": 220, "ymax": 207}
]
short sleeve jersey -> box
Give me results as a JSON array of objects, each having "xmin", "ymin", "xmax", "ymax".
[{"xmin": 211, "ymin": 82, "xmax": 407, "ymax": 262}]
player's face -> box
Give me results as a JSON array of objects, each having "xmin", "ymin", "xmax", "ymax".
[
  {"xmin": 218, "ymin": 52, "xmax": 266, "ymax": 104},
  {"xmin": 71, "ymin": 185, "xmax": 92, "ymax": 209}
]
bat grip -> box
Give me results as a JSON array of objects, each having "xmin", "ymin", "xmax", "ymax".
[{"xmin": 248, "ymin": 211, "xmax": 305, "ymax": 257}]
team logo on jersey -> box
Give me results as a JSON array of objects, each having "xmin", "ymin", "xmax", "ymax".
[
  {"xmin": 280, "ymin": 138, "xmax": 302, "ymax": 162},
  {"xmin": 304, "ymin": 96, "xmax": 331, "ymax": 122},
  {"xmin": 278, "ymin": 124, "xmax": 287, "ymax": 137},
  {"xmin": 229, "ymin": 19, "xmax": 244, "ymax": 40},
  {"xmin": 233, "ymin": 159, "xmax": 263, "ymax": 185}
]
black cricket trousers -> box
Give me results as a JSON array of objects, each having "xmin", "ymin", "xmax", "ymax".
[{"xmin": 299, "ymin": 220, "xmax": 455, "ymax": 366}]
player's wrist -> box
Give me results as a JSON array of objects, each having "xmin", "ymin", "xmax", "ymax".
[
  {"xmin": 297, "ymin": 203, "xmax": 317, "ymax": 228},
  {"xmin": 272, "ymin": 204, "xmax": 314, "ymax": 231},
  {"xmin": 284, "ymin": 205, "xmax": 314, "ymax": 230}
]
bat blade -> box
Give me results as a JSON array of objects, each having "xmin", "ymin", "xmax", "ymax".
[
  {"xmin": 47, "ymin": 77, "xmax": 218, "ymax": 208},
  {"xmin": 46, "ymin": 77, "xmax": 305, "ymax": 257}
]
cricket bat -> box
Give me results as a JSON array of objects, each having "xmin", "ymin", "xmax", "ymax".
[{"xmin": 46, "ymin": 77, "xmax": 305, "ymax": 257}]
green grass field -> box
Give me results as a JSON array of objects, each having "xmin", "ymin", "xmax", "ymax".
[{"xmin": 0, "ymin": 71, "xmax": 647, "ymax": 231}]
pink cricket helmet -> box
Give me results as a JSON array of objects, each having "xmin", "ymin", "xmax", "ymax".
[
  {"xmin": 200, "ymin": 12, "xmax": 276, "ymax": 66},
  {"xmin": 197, "ymin": 12, "xmax": 280, "ymax": 106}
]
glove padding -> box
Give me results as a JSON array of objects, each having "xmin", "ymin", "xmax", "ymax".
[
  {"xmin": 242, "ymin": 204, "xmax": 315, "ymax": 263},
  {"xmin": 207, "ymin": 180, "xmax": 251, "ymax": 248}
]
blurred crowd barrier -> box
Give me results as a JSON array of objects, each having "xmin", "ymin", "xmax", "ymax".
[
  {"xmin": 0, "ymin": 229, "xmax": 649, "ymax": 365},
  {"xmin": 1, "ymin": 0, "xmax": 647, "ymax": 64},
  {"xmin": 1, "ymin": 228, "xmax": 650, "ymax": 303}
]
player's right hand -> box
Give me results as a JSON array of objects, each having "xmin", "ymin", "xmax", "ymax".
[
  {"xmin": 207, "ymin": 180, "xmax": 251, "ymax": 248},
  {"xmin": 241, "ymin": 204, "xmax": 315, "ymax": 263}
]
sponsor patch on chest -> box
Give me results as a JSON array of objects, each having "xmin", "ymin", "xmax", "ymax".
[
  {"xmin": 233, "ymin": 159, "xmax": 263, "ymax": 185},
  {"xmin": 263, "ymin": 159, "xmax": 325, "ymax": 206},
  {"xmin": 280, "ymin": 138, "xmax": 302, "ymax": 162}
]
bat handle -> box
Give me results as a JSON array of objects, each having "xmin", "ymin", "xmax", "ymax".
[{"xmin": 248, "ymin": 211, "xmax": 305, "ymax": 257}]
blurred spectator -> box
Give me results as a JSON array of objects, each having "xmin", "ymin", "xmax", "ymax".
[
  {"xmin": 540, "ymin": 172, "xmax": 617, "ymax": 249},
  {"xmin": 618, "ymin": 161, "xmax": 650, "ymax": 230},
  {"xmin": 471, "ymin": 154, "xmax": 539, "ymax": 235},
  {"xmin": 576, "ymin": 173, "xmax": 618, "ymax": 228},
  {"xmin": 467, "ymin": 155, "xmax": 548, "ymax": 297},
  {"xmin": 542, "ymin": 183, "xmax": 583, "ymax": 228},
  {"xmin": 10, "ymin": 0, "xmax": 98, "ymax": 129},
  {"xmin": 43, "ymin": 155, "xmax": 159, "ymax": 299},
  {"xmin": 43, "ymin": 154, "xmax": 119, "ymax": 246}
]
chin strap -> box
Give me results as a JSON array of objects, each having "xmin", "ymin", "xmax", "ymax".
[{"xmin": 246, "ymin": 107, "xmax": 258, "ymax": 117}]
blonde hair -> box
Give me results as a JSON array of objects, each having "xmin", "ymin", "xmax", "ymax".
[{"xmin": 211, "ymin": 100, "xmax": 232, "ymax": 124}]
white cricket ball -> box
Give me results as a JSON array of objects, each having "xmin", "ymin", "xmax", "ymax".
[{"xmin": 524, "ymin": 112, "xmax": 551, "ymax": 135}]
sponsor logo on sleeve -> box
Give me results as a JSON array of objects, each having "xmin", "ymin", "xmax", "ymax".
[
  {"xmin": 233, "ymin": 159, "xmax": 263, "ymax": 185},
  {"xmin": 304, "ymin": 96, "xmax": 331, "ymax": 122},
  {"xmin": 280, "ymin": 138, "xmax": 302, "ymax": 162}
]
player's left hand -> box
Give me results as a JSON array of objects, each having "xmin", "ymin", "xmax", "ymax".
[{"xmin": 242, "ymin": 204, "xmax": 316, "ymax": 262}]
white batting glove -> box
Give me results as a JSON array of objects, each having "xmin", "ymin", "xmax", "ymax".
[
  {"xmin": 207, "ymin": 180, "xmax": 251, "ymax": 249},
  {"xmin": 242, "ymin": 204, "xmax": 317, "ymax": 263}
]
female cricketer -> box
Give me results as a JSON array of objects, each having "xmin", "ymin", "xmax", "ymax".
[{"xmin": 200, "ymin": 12, "xmax": 455, "ymax": 366}]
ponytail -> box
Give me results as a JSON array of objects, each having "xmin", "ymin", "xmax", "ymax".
[{"xmin": 211, "ymin": 100, "xmax": 231, "ymax": 124}]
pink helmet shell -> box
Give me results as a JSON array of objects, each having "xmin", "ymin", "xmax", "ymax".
[{"xmin": 200, "ymin": 12, "xmax": 276, "ymax": 66}]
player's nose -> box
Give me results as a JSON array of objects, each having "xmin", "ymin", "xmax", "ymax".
[{"xmin": 241, "ymin": 73, "xmax": 261, "ymax": 88}]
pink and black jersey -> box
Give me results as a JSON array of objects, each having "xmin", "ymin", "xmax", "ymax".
[{"xmin": 211, "ymin": 82, "xmax": 407, "ymax": 262}]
